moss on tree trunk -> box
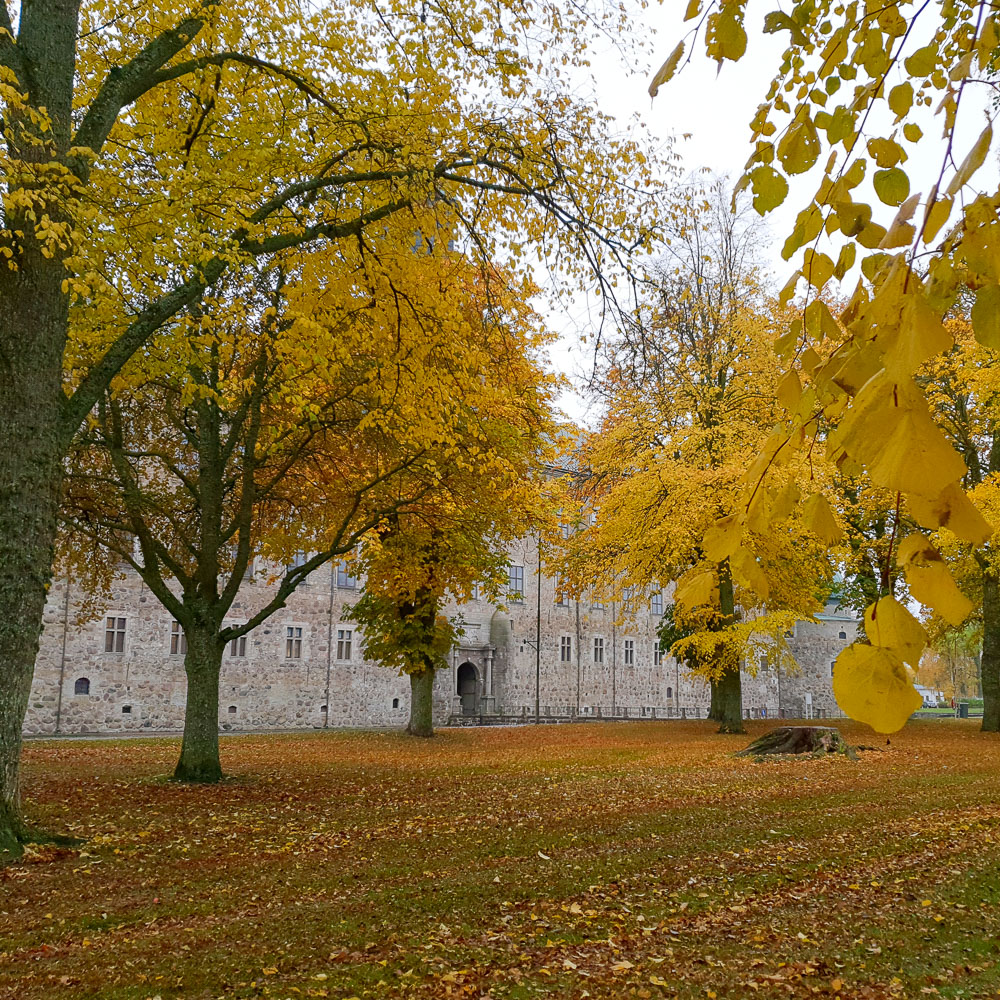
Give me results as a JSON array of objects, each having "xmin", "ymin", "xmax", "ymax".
[
  {"xmin": 407, "ymin": 669, "xmax": 435, "ymax": 737},
  {"xmin": 173, "ymin": 628, "xmax": 224, "ymax": 782}
]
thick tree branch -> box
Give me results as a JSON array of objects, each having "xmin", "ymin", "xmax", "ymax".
[
  {"xmin": 62, "ymin": 196, "xmax": 410, "ymax": 435},
  {"xmin": 73, "ymin": 9, "xmax": 213, "ymax": 163}
]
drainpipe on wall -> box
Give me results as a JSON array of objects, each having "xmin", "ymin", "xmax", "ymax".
[
  {"xmin": 323, "ymin": 563, "xmax": 335, "ymax": 728},
  {"xmin": 54, "ymin": 575, "xmax": 71, "ymax": 734},
  {"xmin": 535, "ymin": 532, "xmax": 542, "ymax": 724},
  {"xmin": 611, "ymin": 602, "xmax": 617, "ymax": 717},
  {"xmin": 574, "ymin": 599, "xmax": 581, "ymax": 717}
]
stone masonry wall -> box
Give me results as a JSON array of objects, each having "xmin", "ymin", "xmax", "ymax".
[{"xmin": 24, "ymin": 538, "xmax": 853, "ymax": 735}]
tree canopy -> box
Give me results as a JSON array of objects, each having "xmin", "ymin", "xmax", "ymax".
[{"xmin": 652, "ymin": 0, "xmax": 1000, "ymax": 733}]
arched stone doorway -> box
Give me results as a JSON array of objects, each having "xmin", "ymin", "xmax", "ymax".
[{"xmin": 457, "ymin": 662, "xmax": 479, "ymax": 716}]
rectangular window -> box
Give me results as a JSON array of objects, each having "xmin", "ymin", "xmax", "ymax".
[
  {"xmin": 228, "ymin": 634, "xmax": 248, "ymax": 658},
  {"xmin": 285, "ymin": 625, "xmax": 303, "ymax": 659},
  {"xmin": 169, "ymin": 621, "xmax": 187, "ymax": 655},
  {"xmin": 560, "ymin": 522, "xmax": 572, "ymax": 540},
  {"xmin": 622, "ymin": 586, "xmax": 636, "ymax": 609},
  {"xmin": 470, "ymin": 582, "xmax": 480, "ymax": 601},
  {"xmin": 591, "ymin": 597, "xmax": 604, "ymax": 611},
  {"xmin": 653, "ymin": 642, "xmax": 663, "ymax": 666},
  {"xmin": 336, "ymin": 628, "xmax": 353, "ymax": 661},
  {"xmin": 623, "ymin": 639, "xmax": 634, "ymax": 666},
  {"xmin": 651, "ymin": 592, "xmax": 663, "ymax": 616},
  {"xmin": 287, "ymin": 550, "xmax": 308, "ymax": 571},
  {"xmin": 593, "ymin": 636, "xmax": 604, "ymax": 664},
  {"xmin": 104, "ymin": 616, "xmax": 126, "ymax": 653},
  {"xmin": 337, "ymin": 562, "xmax": 357, "ymax": 589},
  {"xmin": 508, "ymin": 565, "xmax": 524, "ymax": 602},
  {"xmin": 560, "ymin": 636, "xmax": 572, "ymax": 662}
]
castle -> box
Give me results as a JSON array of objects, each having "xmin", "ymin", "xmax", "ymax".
[{"xmin": 23, "ymin": 532, "xmax": 856, "ymax": 736}]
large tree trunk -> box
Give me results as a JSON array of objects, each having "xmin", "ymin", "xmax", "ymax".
[
  {"xmin": 982, "ymin": 571, "xmax": 1000, "ymax": 733},
  {"xmin": 0, "ymin": 0, "xmax": 83, "ymax": 860},
  {"xmin": 407, "ymin": 669, "xmax": 435, "ymax": 737},
  {"xmin": 0, "ymin": 268, "xmax": 73, "ymax": 860},
  {"xmin": 707, "ymin": 561, "xmax": 744, "ymax": 734},
  {"xmin": 174, "ymin": 627, "xmax": 225, "ymax": 782},
  {"xmin": 709, "ymin": 666, "xmax": 745, "ymax": 733}
]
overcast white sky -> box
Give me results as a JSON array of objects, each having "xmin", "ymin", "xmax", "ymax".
[{"xmin": 550, "ymin": 3, "xmax": 996, "ymax": 427}]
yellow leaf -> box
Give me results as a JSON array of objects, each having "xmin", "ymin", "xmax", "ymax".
[
  {"xmin": 903, "ymin": 122, "xmax": 922, "ymax": 143},
  {"xmin": 747, "ymin": 165, "xmax": 789, "ymax": 214},
  {"xmin": 832, "ymin": 643, "xmax": 922, "ymax": 733},
  {"xmin": 836, "ymin": 374, "xmax": 966, "ymax": 498},
  {"xmin": 802, "ymin": 248, "xmax": 834, "ymax": 289},
  {"xmin": 770, "ymin": 480, "xmax": 800, "ymax": 521},
  {"xmin": 776, "ymin": 369, "xmax": 801, "ymax": 412},
  {"xmin": 706, "ymin": 5, "xmax": 747, "ymax": 63},
  {"xmin": 947, "ymin": 123, "xmax": 993, "ymax": 196},
  {"xmin": 864, "ymin": 596, "xmax": 926, "ymax": 667},
  {"xmin": 921, "ymin": 195, "xmax": 952, "ymax": 245},
  {"xmin": 684, "ymin": 0, "xmax": 701, "ymax": 20},
  {"xmin": 802, "ymin": 493, "xmax": 843, "ymax": 544},
  {"xmin": 777, "ymin": 112, "xmax": 820, "ymax": 175},
  {"xmin": 873, "ymin": 167, "xmax": 909, "ymax": 207},
  {"xmin": 904, "ymin": 43, "xmax": 938, "ymax": 77},
  {"xmin": 882, "ymin": 293, "xmax": 953, "ymax": 379},
  {"xmin": 897, "ymin": 533, "xmax": 975, "ymax": 626},
  {"xmin": 649, "ymin": 42, "xmax": 685, "ymax": 98},
  {"xmin": 673, "ymin": 569, "xmax": 717, "ymax": 611},
  {"xmin": 702, "ymin": 513, "xmax": 743, "ymax": 564},
  {"xmin": 971, "ymin": 284, "xmax": 1000, "ymax": 350},
  {"xmin": 908, "ymin": 482, "xmax": 994, "ymax": 545},
  {"xmin": 730, "ymin": 546, "xmax": 769, "ymax": 600},
  {"xmin": 888, "ymin": 81, "xmax": 913, "ymax": 119}
]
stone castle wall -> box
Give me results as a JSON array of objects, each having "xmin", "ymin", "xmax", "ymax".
[{"xmin": 24, "ymin": 535, "xmax": 853, "ymax": 735}]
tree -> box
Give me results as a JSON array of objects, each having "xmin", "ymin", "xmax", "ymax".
[
  {"xmin": 571, "ymin": 182, "xmax": 835, "ymax": 733},
  {"xmin": 61, "ymin": 243, "xmax": 553, "ymax": 777},
  {"xmin": 347, "ymin": 275, "xmax": 556, "ymax": 737},
  {"xmin": 0, "ymin": 0, "xmax": 668, "ymax": 854},
  {"xmin": 652, "ymin": 0, "xmax": 1000, "ymax": 733}
]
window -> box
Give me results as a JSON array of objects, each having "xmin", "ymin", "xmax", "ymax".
[
  {"xmin": 560, "ymin": 636, "xmax": 572, "ymax": 662},
  {"xmin": 228, "ymin": 633, "xmax": 247, "ymax": 658},
  {"xmin": 228, "ymin": 705, "xmax": 237, "ymax": 714},
  {"xmin": 593, "ymin": 636, "xmax": 604, "ymax": 664},
  {"xmin": 121, "ymin": 705, "xmax": 131, "ymax": 714},
  {"xmin": 336, "ymin": 628, "xmax": 353, "ymax": 661},
  {"xmin": 653, "ymin": 642, "xmax": 664, "ymax": 666},
  {"xmin": 470, "ymin": 582, "xmax": 480, "ymax": 601},
  {"xmin": 392, "ymin": 697, "xmax": 400, "ymax": 709},
  {"xmin": 74, "ymin": 677, "xmax": 90, "ymax": 696},
  {"xmin": 623, "ymin": 639, "xmax": 635, "ymax": 666},
  {"xmin": 170, "ymin": 621, "xmax": 187, "ymax": 655},
  {"xmin": 591, "ymin": 597, "xmax": 605, "ymax": 611},
  {"xmin": 554, "ymin": 577, "xmax": 569, "ymax": 606},
  {"xmin": 560, "ymin": 522, "xmax": 572, "ymax": 540},
  {"xmin": 285, "ymin": 625, "xmax": 303, "ymax": 658},
  {"xmin": 287, "ymin": 550, "xmax": 308, "ymax": 572},
  {"xmin": 104, "ymin": 616, "xmax": 126, "ymax": 653},
  {"xmin": 666, "ymin": 686, "xmax": 673, "ymax": 700},
  {"xmin": 838, "ymin": 631, "xmax": 847, "ymax": 639},
  {"xmin": 651, "ymin": 593, "xmax": 663, "ymax": 616},
  {"xmin": 337, "ymin": 561, "xmax": 358, "ymax": 589},
  {"xmin": 759, "ymin": 654, "xmax": 768, "ymax": 671},
  {"xmin": 508, "ymin": 564, "xmax": 524, "ymax": 602}
]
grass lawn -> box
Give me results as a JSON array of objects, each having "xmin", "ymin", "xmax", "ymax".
[{"xmin": 3, "ymin": 720, "xmax": 1000, "ymax": 999}]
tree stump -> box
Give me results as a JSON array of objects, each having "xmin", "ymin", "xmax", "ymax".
[{"xmin": 735, "ymin": 726, "xmax": 856, "ymax": 759}]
